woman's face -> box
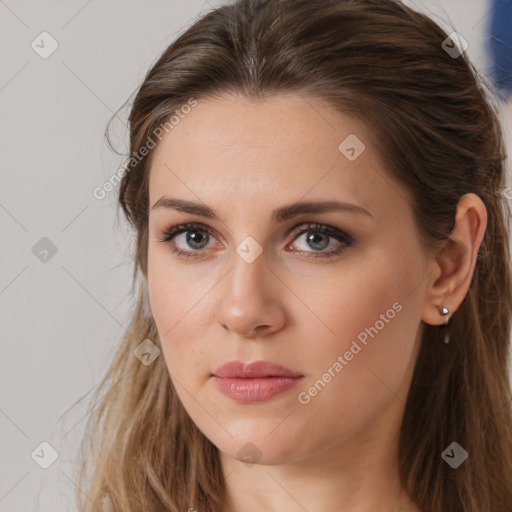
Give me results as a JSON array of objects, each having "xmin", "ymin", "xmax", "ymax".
[{"xmin": 147, "ymin": 93, "xmax": 432, "ymax": 466}]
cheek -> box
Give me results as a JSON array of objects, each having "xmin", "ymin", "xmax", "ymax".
[
  {"xmin": 148, "ymin": 241, "xmax": 196, "ymax": 328},
  {"xmin": 295, "ymin": 252, "xmax": 414, "ymax": 345},
  {"xmin": 294, "ymin": 250, "xmax": 425, "ymax": 422},
  {"xmin": 147, "ymin": 248, "xmax": 216, "ymax": 379}
]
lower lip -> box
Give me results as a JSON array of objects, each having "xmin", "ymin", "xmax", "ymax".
[{"xmin": 212, "ymin": 376, "xmax": 302, "ymax": 403}]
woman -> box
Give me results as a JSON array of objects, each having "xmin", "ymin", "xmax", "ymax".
[{"xmin": 77, "ymin": 0, "xmax": 512, "ymax": 510}]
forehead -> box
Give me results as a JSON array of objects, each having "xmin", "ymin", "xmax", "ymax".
[{"xmin": 148, "ymin": 93, "xmax": 408, "ymax": 224}]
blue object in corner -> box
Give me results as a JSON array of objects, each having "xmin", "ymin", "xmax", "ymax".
[{"xmin": 487, "ymin": 0, "xmax": 512, "ymax": 100}]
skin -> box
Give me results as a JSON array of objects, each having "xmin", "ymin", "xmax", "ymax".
[{"xmin": 146, "ymin": 93, "xmax": 487, "ymax": 512}]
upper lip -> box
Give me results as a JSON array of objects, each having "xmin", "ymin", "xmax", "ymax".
[{"xmin": 212, "ymin": 360, "xmax": 303, "ymax": 378}]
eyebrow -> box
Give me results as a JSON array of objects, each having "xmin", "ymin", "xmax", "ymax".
[{"xmin": 151, "ymin": 197, "xmax": 373, "ymax": 222}]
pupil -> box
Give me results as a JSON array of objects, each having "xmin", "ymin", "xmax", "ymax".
[
  {"xmin": 307, "ymin": 232, "xmax": 328, "ymax": 250},
  {"xmin": 187, "ymin": 230, "xmax": 208, "ymax": 249}
]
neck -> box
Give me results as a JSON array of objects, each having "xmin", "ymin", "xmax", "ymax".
[{"xmin": 220, "ymin": 428, "xmax": 421, "ymax": 512}]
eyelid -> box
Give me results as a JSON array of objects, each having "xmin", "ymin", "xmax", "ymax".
[
  {"xmin": 288, "ymin": 221, "xmax": 353, "ymax": 244},
  {"xmin": 158, "ymin": 222, "xmax": 223, "ymax": 245}
]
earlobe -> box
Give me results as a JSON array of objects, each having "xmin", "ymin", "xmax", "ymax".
[
  {"xmin": 422, "ymin": 301, "xmax": 452, "ymax": 327},
  {"xmin": 421, "ymin": 193, "xmax": 487, "ymax": 328}
]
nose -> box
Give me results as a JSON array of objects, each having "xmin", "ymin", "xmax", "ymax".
[{"xmin": 215, "ymin": 249, "xmax": 286, "ymax": 339}]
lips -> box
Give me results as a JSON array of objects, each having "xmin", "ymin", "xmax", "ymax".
[
  {"xmin": 212, "ymin": 360, "xmax": 303, "ymax": 379},
  {"xmin": 211, "ymin": 360, "xmax": 304, "ymax": 403}
]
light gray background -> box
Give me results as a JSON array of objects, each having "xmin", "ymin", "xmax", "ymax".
[{"xmin": 1, "ymin": 1, "xmax": 511, "ymax": 511}]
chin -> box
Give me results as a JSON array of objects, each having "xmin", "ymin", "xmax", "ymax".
[{"xmin": 211, "ymin": 427, "xmax": 304, "ymax": 467}]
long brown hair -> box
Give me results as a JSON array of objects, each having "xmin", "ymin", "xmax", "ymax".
[{"xmin": 76, "ymin": 0, "xmax": 512, "ymax": 510}]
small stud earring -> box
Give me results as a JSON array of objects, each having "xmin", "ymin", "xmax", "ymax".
[{"xmin": 440, "ymin": 306, "xmax": 450, "ymax": 344}]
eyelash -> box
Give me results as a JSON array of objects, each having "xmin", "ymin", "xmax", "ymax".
[{"xmin": 157, "ymin": 222, "xmax": 354, "ymax": 260}]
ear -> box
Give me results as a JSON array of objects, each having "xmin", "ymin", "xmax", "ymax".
[{"xmin": 421, "ymin": 193, "xmax": 487, "ymax": 326}]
